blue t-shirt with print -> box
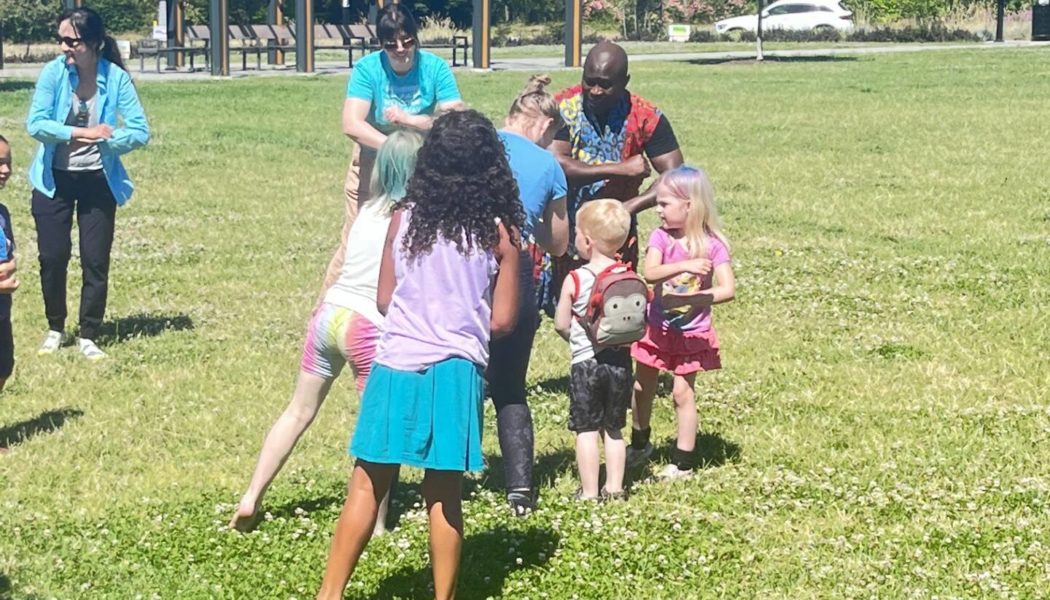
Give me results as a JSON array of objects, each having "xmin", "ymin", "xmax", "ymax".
[
  {"xmin": 346, "ymin": 50, "xmax": 461, "ymax": 134},
  {"xmin": 498, "ymin": 130, "xmax": 567, "ymax": 241}
]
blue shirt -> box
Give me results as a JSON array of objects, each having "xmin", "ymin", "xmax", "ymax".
[
  {"xmin": 0, "ymin": 203, "xmax": 13, "ymax": 319},
  {"xmin": 26, "ymin": 57, "xmax": 150, "ymax": 205},
  {"xmin": 346, "ymin": 50, "xmax": 461, "ymax": 135},
  {"xmin": 498, "ymin": 130, "xmax": 567, "ymax": 240}
]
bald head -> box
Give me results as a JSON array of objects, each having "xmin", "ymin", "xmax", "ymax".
[
  {"xmin": 584, "ymin": 41, "xmax": 629, "ymax": 81},
  {"xmin": 581, "ymin": 41, "xmax": 630, "ymax": 116}
]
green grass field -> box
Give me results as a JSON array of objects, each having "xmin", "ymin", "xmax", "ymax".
[{"xmin": 1, "ymin": 47, "xmax": 1049, "ymax": 599}]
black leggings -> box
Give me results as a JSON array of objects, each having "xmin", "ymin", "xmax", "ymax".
[
  {"xmin": 485, "ymin": 260, "xmax": 538, "ymax": 493},
  {"xmin": 31, "ymin": 170, "xmax": 117, "ymax": 341}
]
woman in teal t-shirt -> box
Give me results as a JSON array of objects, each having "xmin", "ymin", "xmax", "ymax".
[{"xmin": 322, "ymin": 3, "xmax": 463, "ymax": 290}]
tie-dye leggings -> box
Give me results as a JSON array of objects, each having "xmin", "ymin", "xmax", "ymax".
[{"xmin": 299, "ymin": 303, "xmax": 379, "ymax": 393}]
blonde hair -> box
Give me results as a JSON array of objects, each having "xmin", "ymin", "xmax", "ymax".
[
  {"xmin": 576, "ymin": 199, "xmax": 630, "ymax": 255},
  {"xmin": 507, "ymin": 74, "xmax": 565, "ymax": 131},
  {"xmin": 659, "ymin": 166, "xmax": 729, "ymax": 258}
]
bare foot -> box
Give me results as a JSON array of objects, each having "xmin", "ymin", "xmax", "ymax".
[{"xmin": 228, "ymin": 497, "xmax": 261, "ymax": 532}]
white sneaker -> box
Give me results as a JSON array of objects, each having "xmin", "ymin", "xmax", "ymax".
[
  {"xmin": 656, "ymin": 464, "xmax": 694, "ymax": 481},
  {"xmin": 626, "ymin": 442, "xmax": 654, "ymax": 468},
  {"xmin": 78, "ymin": 338, "xmax": 107, "ymax": 361},
  {"xmin": 37, "ymin": 330, "xmax": 65, "ymax": 355}
]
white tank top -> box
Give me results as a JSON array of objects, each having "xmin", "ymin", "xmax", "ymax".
[{"xmin": 569, "ymin": 267, "xmax": 597, "ymax": 365}]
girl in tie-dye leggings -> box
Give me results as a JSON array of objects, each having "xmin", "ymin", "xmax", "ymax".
[{"xmin": 230, "ymin": 131, "xmax": 423, "ymax": 533}]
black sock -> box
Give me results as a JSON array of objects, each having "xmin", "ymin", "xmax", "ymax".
[
  {"xmin": 672, "ymin": 446, "xmax": 696, "ymax": 471},
  {"xmin": 630, "ymin": 427, "xmax": 651, "ymax": 450}
]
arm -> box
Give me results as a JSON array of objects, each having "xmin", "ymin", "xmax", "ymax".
[
  {"xmin": 553, "ymin": 273, "xmax": 576, "ymax": 341},
  {"xmin": 26, "ymin": 63, "xmax": 75, "ymax": 144},
  {"xmin": 622, "ymin": 149, "xmax": 684, "ymax": 214},
  {"xmin": 533, "ymin": 196, "xmax": 568, "ymax": 257},
  {"xmin": 549, "ymin": 140, "xmax": 650, "ymax": 187},
  {"xmin": 489, "ymin": 224, "xmax": 520, "ymax": 339},
  {"xmin": 663, "ymin": 262, "xmax": 735, "ymax": 309},
  {"xmin": 642, "ymin": 245, "xmax": 712, "ymax": 287},
  {"xmin": 376, "ymin": 211, "xmax": 402, "ymax": 316},
  {"xmin": 343, "ymin": 98, "xmax": 387, "ymax": 151},
  {"xmin": 385, "ymin": 100, "xmax": 465, "ymax": 131},
  {"xmin": 104, "ymin": 71, "xmax": 150, "ymax": 155}
]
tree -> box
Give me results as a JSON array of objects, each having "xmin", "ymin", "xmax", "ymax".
[{"xmin": 0, "ymin": 0, "xmax": 60, "ymax": 58}]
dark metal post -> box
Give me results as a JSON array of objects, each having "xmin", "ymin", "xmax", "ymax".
[
  {"xmin": 210, "ymin": 0, "xmax": 229, "ymax": 76},
  {"xmin": 0, "ymin": 21, "xmax": 5, "ymax": 71},
  {"xmin": 295, "ymin": 0, "xmax": 314, "ymax": 72},
  {"xmin": 565, "ymin": 0, "xmax": 582, "ymax": 67},
  {"xmin": 995, "ymin": 0, "xmax": 1006, "ymax": 42},
  {"xmin": 472, "ymin": 0, "xmax": 490, "ymax": 69}
]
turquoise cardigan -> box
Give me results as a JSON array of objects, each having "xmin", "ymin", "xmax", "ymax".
[{"xmin": 26, "ymin": 56, "xmax": 150, "ymax": 206}]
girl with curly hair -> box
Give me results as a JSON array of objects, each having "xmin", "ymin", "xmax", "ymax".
[{"xmin": 317, "ymin": 109, "xmax": 524, "ymax": 600}]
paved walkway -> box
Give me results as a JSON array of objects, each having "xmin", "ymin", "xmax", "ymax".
[{"xmin": 0, "ymin": 40, "xmax": 1044, "ymax": 82}]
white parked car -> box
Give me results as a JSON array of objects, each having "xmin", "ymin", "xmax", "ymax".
[{"xmin": 715, "ymin": 0, "xmax": 854, "ymax": 34}]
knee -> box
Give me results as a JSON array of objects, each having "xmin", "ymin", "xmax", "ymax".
[
  {"xmin": 38, "ymin": 245, "xmax": 71, "ymax": 266},
  {"xmin": 672, "ymin": 382, "xmax": 695, "ymax": 406}
]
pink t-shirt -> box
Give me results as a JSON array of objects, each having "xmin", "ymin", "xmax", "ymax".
[{"xmin": 646, "ymin": 227, "xmax": 731, "ymax": 333}]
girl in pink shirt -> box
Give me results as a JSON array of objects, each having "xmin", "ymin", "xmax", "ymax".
[{"xmin": 629, "ymin": 166, "xmax": 736, "ymax": 480}]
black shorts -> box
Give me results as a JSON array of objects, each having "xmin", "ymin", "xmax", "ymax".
[
  {"xmin": 0, "ymin": 318, "xmax": 12, "ymax": 379},
  {"xmin": 568, "ymin": 349, "xmax": 632, "ymax": 433}
]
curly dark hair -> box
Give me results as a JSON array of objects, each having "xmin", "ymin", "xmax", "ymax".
[{"xmin": 396, "ymin": 109, "xmax": 525, "ymax": 260}]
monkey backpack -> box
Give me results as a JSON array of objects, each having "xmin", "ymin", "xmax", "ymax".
[{"xmin": 571, "ymin": 263, "xmax": 651, "ymax": 348}]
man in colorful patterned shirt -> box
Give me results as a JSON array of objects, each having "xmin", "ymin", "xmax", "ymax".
[{"xmin": 543, "ymin": 41, "xmax": 684, "ymax": 311}]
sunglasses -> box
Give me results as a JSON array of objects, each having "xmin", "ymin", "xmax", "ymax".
[
  {"xmin": 382, "ymin": 37, "xmax": 416, "ymax": 50},
  {"xmin": 57, "ymin": 35, "xmax": 84, "ymax": 48}
]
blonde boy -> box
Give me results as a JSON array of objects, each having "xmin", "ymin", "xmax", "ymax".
[{"xmin": 554, "ymin": 200, "xmax": 632, "ymax": 501}]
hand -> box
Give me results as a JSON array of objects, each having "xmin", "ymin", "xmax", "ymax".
[
  {"xmin": 89, "ymin": 124, "xmax": 114, "ymax": 140},
  {"xmin": 685, "ymin": 258, "xmax": 713, "ymax": 276},
  {"xmin": 383, "ymin": 106, "xmax": 410, "ymax": 126},
  {"xmin": 619, "ymin": 154, "xmax": 651, "ymax": 179},
  {"xmin": 0, "ymin": 258, "xmax": 16, "ymax": 281}
]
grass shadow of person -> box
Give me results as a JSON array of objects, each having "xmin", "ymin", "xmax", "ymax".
[
  {"xmin": 94, "ymin": 313, "xmax": 194, "ymax": 345},
  {"xmin": 647, "ymin": 431, "xmax": 742, "ymax": 470},
  {"xmin": 355, "ymin": 525, "xmax": 559, "ymax": 599},
  {"xmin": 0, "ymin": 408, "xmax": 84, "ymax": 450},
  {"xmin": 479, "ymin": 445, "xmax": 577, "ymax": 494}
]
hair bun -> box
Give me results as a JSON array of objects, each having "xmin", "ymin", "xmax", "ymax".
[{"xmin": 522, "ymin": 74, "xmax": 551, "ymax": 95}]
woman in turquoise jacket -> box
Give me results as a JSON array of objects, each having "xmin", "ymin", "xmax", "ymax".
[{"xmin": 26, "ymin": 7, "xmax": 149, "ymax": 361}]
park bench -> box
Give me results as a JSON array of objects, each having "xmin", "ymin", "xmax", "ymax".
[
  {"xmin": 345, "ymin": 22, "xmax": 468, "ymax": 67},
  {"xmin": 314, "ymin": 24, "xmax": 361, "ymax": 68},
  {"xmin": 136, "ymin": 36, "xmax": 209, "ymax": 72},
  {"xmin": 185, "ymin": 24, "xmax": 266, "ymax": 71},
  {"xmin": 249, "ymin": 24, "xmax": 297, "ymax": 66}
]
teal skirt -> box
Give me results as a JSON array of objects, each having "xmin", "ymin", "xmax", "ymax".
[{"xmin": 350, "ymin": 357, "xmax": 485, "ymax": 472}]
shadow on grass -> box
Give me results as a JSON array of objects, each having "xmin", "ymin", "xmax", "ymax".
[
  {"xmin": 532, "ymin": 374, "xmax": 569, "ymax": 396},
  {"xmin": 356, "ymin": 526, "xmax": 559, "ymax": 600},
  {"xmin": 650, "ymin": 431, "xmax": 742, "ymax": 469},
  {"xmin": 480, "ymin": 446, "xmax": 576, "ymax": 494},
  {"xmin": 687, "ymin": 55, "xmax": 858, "ymax": 66},
  {"xmin": 0, "ymin": 81, "xmax": 36, "ymax": 94},
  {"xmin": 95, "ymin": 313, "xmax": 194, "ymax": 345},
  {"xmin": 0, "ymin": 408, "xmax": 84, "ymax": 450}
]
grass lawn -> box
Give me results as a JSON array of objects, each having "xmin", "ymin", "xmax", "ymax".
[{"xmin": 1, "ymin": 47, "xmax": 1049, "ymax": 599}]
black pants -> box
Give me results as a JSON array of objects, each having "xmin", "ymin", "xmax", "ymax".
[
  {"xmin": 486, "ymin": 257, "xmax": 538, "ymax": 493},
  {"xmin": 31, "ymin": 170, "xmax": 117, "ymax": 341}
]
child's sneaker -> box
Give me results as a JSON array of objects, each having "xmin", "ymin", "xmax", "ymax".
[
  {"xmin": 78, "ymin": 338, "xmax": 107, "ymax": 361},
  {"xmin": 626, "ymin": 442, "xmax": 654, "ymax": 467},
  {"xmin": 37, "ymin": 330, "xmax": 65, "ymax": 355},
  {"xmin": 600, "ymin": 488, "xmax": 627, "ymax": 502},
  {"xmin": 655, "ymin": 463, "xmax": 694, "ymax": 481}
]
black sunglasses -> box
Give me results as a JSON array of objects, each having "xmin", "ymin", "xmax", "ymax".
[
  {"xmin": 57, "ymin": 36, "xmax": 84, "ymax": 48},
  {"xmin": 382, "ymin": 37, "xmax": 416, "ymax": 50}
]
